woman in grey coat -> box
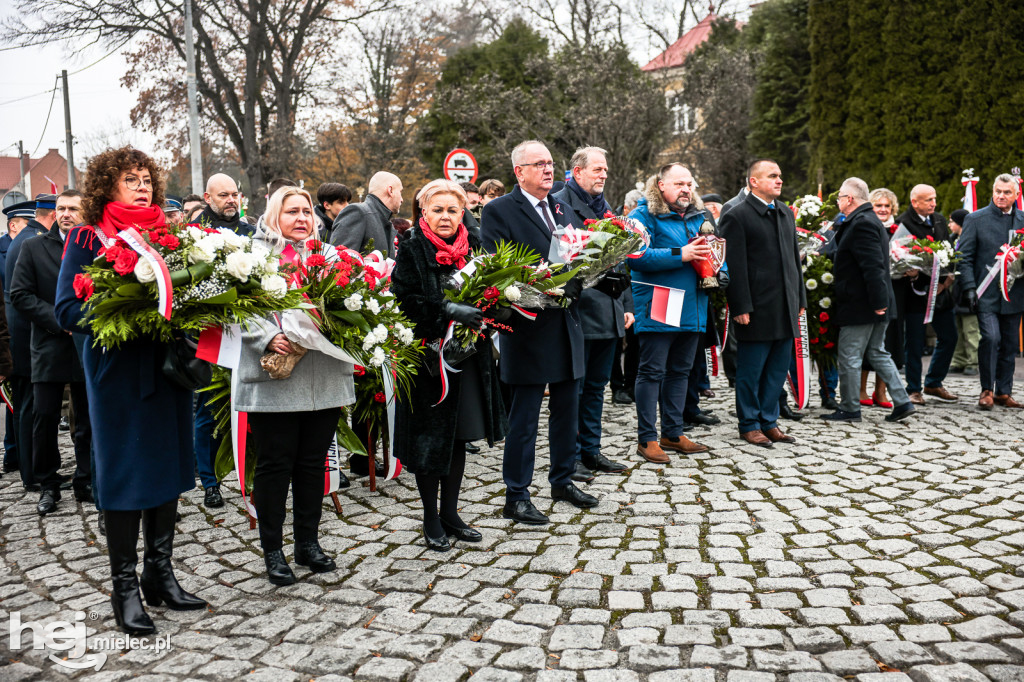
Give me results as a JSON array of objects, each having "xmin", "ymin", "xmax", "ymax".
[{"xmin": 236, "ymin": 186, "xmax": 355, "ymax": 586}]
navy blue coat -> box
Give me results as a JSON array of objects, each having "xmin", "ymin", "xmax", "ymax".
[
  {"xmin": 5, "ymin": 221, "xmax": 48, "ymax": 377},
  {"xmin": 957, "ymin": 202, "xmax": 1024, "ymax": 315},
  {"xmin": 0, "ymin": 233, "xmax": 13, "ymax": 289},
  {"xmin": 481, "ymin": 185, "xmax": 584, "ymax": 384},
  {"xmin": 551, "ymin": 184, "xmax": 634, "ymax": 340},
  {"xmin": 55, "ymin": 224, "xmax": 195, "ymax": 511}
]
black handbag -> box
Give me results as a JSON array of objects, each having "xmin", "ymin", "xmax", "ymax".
[
  {"xmin": 423, "ymin": 338, "xmax": 477, "ymax": 377},
  {"xmin": 162, "ymin": 337, "xmax": 212, "ymax": 391}
]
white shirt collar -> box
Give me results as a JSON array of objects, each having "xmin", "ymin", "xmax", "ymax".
[
  {"xmin": 522, "ymin": 189, "xmax": 549, "ymax": 209},
  {"xmin": 750, "ymin": 192, "xmax": 773, "ymax": 208}
]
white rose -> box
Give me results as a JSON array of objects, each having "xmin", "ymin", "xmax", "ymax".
[
  {"xmin": 344, "ymin": 294, "xmax": 363, "ymax": 311},
  {"xmin": 260, "ymin": 274, "xmax": 288, "ymax": 298},
  {"xmin": 198, "ymin": 233, "xmax": 225, "ymax": 253},
  {"xmin": 370, "ymin": 346, "xmax": 386, "ymax": 367},
  {"xmin": 186, "ymin": 226, "xmax": 205, "ymax": 241},
  {"xmin": 218, "ymin": 229, "xmax": 244, "ymax": 252},
  {"xmin": 373, "ymin": 324, "xmax": 388, "ymax": 343},
  {"xmin": 821, "ymin": 272, "xmax": 834, "ymax": 284},
  {"xmin": 134, "ymin": 258, "xmax": 156, "ymax": 283},
  {"xmin": 189, "ymin": 242, "xmax": 215, "ymax": 264},
  {"xmin": 366, "ymin": 297, "xmax": 381, "ymax": 314},
  {"xmin": 362, "ymin": 332, "xmax": 376, "ymax": 351},
  {"xmin": 806, "ymin": 279, "xmax": 818, "ymax": 290},
  {"xmin": 820, "ymin": 297, "xmax": 831, "ymax": 309},
  {"xmin": 224, "ymin": 251, "xmax": 257, "ymax": 282},
  {"xmin": 504, "ymin": 285, "xmax": 521, "ymax": 302}
]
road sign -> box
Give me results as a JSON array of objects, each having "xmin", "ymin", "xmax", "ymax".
[{"xmin": 443, "ymin": 148, "xmax": 478, "ymax": 184}]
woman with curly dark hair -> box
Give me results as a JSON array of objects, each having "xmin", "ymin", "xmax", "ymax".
[{"xmin": 54, "ymin": 147, "xmax": 205, "ymax": 635}]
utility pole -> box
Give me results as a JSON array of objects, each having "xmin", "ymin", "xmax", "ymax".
[
  {"xmin": 183, "ymin": 0, "xmax": 204, "ymax": 193},
  {"xmin": 61, "ymin": 70, "xmax": 76, "ymax": 189},
  {"xmin": 17, "ymin": 140, "xmax": 26, "ymax": 198}
]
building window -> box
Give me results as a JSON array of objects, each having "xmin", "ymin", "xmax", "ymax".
[{"xmin": 669, "ymin": 94, "xmax": 694, "ymax": 134}]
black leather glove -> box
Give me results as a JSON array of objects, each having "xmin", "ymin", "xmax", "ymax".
[
  {"xmin": 444, "ymin": 300, "xmax": 484, "ymax": 330},
  {"xmin": 562, "ymin": 274, "xmax": 584, "ymax": 301},
  {"xmin": 716, "ymin": 269, "xmax": 730, "ymax": 289},
  {"xmin": 489, "ymin": 306, "xmax": 513, "ymax": 323},
  {"xmin": 962, "ymin": 287, "xmax": 978, "ymax": 313},
  {"xmin": 594, "ymin": 272, "xmax": 630, "ymax": 298}
]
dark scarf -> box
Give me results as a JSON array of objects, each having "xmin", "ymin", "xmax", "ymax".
[
  {"xmin": 418, "ymin": 218, "xmax": 469, "ymax": 268},
  {"xmin": 197, "ymin": 206, "xmax": 245, "ymax": 232},
  {"xmin": 567, "ymin": 177, "xmax": 611, "ymax": 219}
]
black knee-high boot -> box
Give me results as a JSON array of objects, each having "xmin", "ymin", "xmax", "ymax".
[
  {"xmin": 104, "ymin": 509, "xmax": 155, "ymax": 635},
  {"xmin": 140, "ymin": 500, "xmax": 206, "ymax": 610}
]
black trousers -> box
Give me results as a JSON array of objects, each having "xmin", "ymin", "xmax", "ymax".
[
  {"xmin": 33, "ymin": 381, "xmax": 91, "ymax": 493},
  {"xmin": 610, "ymin": 328, "xmax": 639, "ymax": 396},
  {"xmin": 11, "ymin": 375, "xmax": 34, "ymax": 487},
  {"xmin": 249, "ymin": 407, "xmax": 340, "ymax": 551},
  {"xmin": 503, "ymin": 380, "xmax": 579, "ymax": 502}
]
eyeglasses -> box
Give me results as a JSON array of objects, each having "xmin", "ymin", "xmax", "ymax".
[
  {"xmin": 519, "ymin": 161, "xmax": 555, "ymax": 169},
  {"xmin": 124, "ymin": 174, "xmax": 154, "ymax": 191},
  {"xmin": 837, "ymin": 194, "xmax": 849, "ymax": 201}
]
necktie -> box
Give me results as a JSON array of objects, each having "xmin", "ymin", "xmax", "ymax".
[{"xmin": 538, "ymin": 199, "xmax": 557, "ymax": 234}]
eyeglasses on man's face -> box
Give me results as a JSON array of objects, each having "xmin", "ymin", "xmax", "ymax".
[{"xmin": 520, "ymin": 161, "xmax": 555, "ymax": 169}]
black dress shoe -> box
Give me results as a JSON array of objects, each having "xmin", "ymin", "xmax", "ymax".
[
  {"xmin": 822, "ymin": 396, "xmax": 839, "ymax": 411},
  {"xmin": 779, "ymin": 402, "xmax": 804, "ymax": 421},
  {"xmin": 685, "ymin": 412, "xmax": 721, "ymax": 427},
  {"xmin": 423, "ymin": 529, "xmax": 451, "ymax": 552},
  {"xmin": 37, "ymin": 489, "xmax": 59, "ymax": 515},
  {"xmin": 551, "ymin": 483, "xmax": 599, "ymax": 509},
  {"xmin": 503, "ymin": 500, "xmax": 549, "ymax": 525},
  {"xmin": 59, "ymin": 479, "xmax": 73, "ymax": 491},
  {"xmin": 682, "ymin": 423, "xmax": 695, "ymax": 432},
  {"xmin": 571, "ymin": 460, "xmax": 595, "ymax": 482},
  {"xmin": 58, "ymin": 416, "xmax": 70, "ymax": 432},
  {"xmin": 612, "ymin": 390, "xmax": 634, "ymax": 405},
  {"xmin": 440, "ymin": 518, "xmax": 482, "ymax": 542},
  {"xmin": 204, "ymin": 485, "xmax": 225, "ymax": 508},
  {"xmin": 3, "ymin": 460, "xmax": 18, "ymax": 474},
  {"xmin": 264, "ymin": 549, "xmax": 297, "ymax": 586},
  {"xmin": 582, "ymin": 452, "xmax": 627, "ymax": 474},
  {"xmin": 294, "ymin": 541, "xmax": 337, "ymax": 572},
  {"xmin": 464, "ymin": 442, "xmax": 481, "ymax": 454},
  {"xmin": 74, "ymin": 485, "xmax": 94, "ymax": 503}
]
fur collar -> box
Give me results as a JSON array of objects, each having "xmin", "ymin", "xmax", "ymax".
[{"xmin": 644, "ymin": 175, "xmax": 705, "ymax": 217}]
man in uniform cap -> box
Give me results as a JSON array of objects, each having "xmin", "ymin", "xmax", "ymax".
[
  {"xmin": 0, "ymin": 201, "xmax": 32, "ymax": 476},
  {"xmin": 5, "ymin": 194, "xmax": 54, "ymax": 489},
  {"xmin": 164, "ymin": 195, "xmax": 184, "ymax": 224}
]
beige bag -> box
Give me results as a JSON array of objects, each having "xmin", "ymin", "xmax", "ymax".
[{"xmin": 260, "ymin": 342, "xmax": 308, "ymax": 379}]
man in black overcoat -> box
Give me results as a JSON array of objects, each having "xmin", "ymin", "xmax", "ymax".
[
  {"xmin": 330, "ymin": 172, "xmax": 403, "ymax": 258},
  {"xmin": 481, "ymin": 140, "xmax": 597, "ymax": 525},
  {"xmin": 5, "ymin": 194, "xmax": 53, "ymax": 489},
  {"xmin": 719, "ymin": 160, "xmax": 805, "ymax": 448},
  {"xmin": 552, "ymin": 146, "xmax": 630, "ymax": 479},
  {"xmin": 11, "ymin": 190, "xmax": 92, "ymax": 514},
  {"xmin": 956, "ymin": 174, "xmax": 1024, "ymax": 409},
  {"xmin": 821, "ymin": 178, "xmax": 914, "ymax": 423}
]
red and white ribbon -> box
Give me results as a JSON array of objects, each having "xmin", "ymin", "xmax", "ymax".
[
  {"xmin": 512, "ymin": 304, "xmax": 537, "ymax": 320},
  {"xmin": 787, "ymin": 310, "xmax": 810, "ymax": 410},
  {"xmin": 196, "ymin": 324, "xmax": 242, "ymax": 368},
  {"xmin": 999, "ymin": 245, "xmax": 1020, "ymax": 302},
  {"xmin": 923, "ymin": 263, "xmax": 943, "ymax": 324},
  {"xmin": 704, "ymin": 345, "xmax": 719, "ymax": 377},
  {"xmin": 381, "ymin": 367, "xmax": 401, "ymax": 480},
  {"xmin": 0, "ymin": 381, "xmax": 13, "ymax": 413},
  {"xmin": 363, "ymin": 250, "xmax": 396, "ymax": 280},
  {"xmin": 118, "ymin": 227, "xmax": 173, "ymax": 320},
  {"xmin": 962, "ymin": 176, "xmax": 978, "ymax": 213},
  {"xmin": 433, "ymin": 321, "xmax": 462, "ymax": 406}
]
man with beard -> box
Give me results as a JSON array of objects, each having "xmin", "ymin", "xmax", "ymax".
[
  {"xmin": 720, "ymin": 160, "xmax": 805, "ymax": 448},
  {"xmin": 198, "ymin": 174, "xmax": 254, "ymax": 236},
  {"xmin": 11, "ymin": 190, "xmax": 92, "ymax": 514}
]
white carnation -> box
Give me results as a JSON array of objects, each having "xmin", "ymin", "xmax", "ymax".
[
  {"xmin": 225, "ymin": 251, "xmax": 257, "ymax": 282},
  {"xmin": 806, "ymin": 279, "xmax": 818, "ymax": 290},
  {"xmin": 188, "ymin": 242, "xmax": 215, "ymax": 263},
  {"xmin": 218, "ymin": 228, "xmax": 245, "ymax": 252},
  {"xmin": 260, "ymin": 274, "xmax": 288, "ymax": 298},
  {"xmin": 198, "ymin": 233, "xmax": 225, "ymax": 253},
  {"xmin": 398, "ymin": 327, "xmax": 414, "ymax": 345},
  {"xmin": 344, "ymin": 294, "xmax": 363, "ymax": 311},
  {"xmin": 134, "ymin": 258, "xmax": 156, "ymax": 283},
  {"xmin": 186, "ymin": 226, "xmax": 205, "ymax": 241},
  {"xmin": 504, "ymin": 285, "xmax": 521, "ymax": 302},
  {"xmin": 366, "ymin": 297, "xmax": 381, "ymax": 314},
  {"xmin": 820, "ymin": 297, "xmax": 831, "ymax": 309},
  {"xmin": 362, "ymin": 332, "xmax": 376, "ymax": 351},
  {"xmin": 370, "ymin": 346, "xmax": 386, "ymax": 367},
  {"xmin": 373, "ymin": 324, "xmax": 388, "ymax": 343},
  {"xmin": 821, "ymin": 272, "xmax": 834, "ymax": 284},
  {"xmin": 937, "ymin": 250, "xmax": 950, "ymax": 267}
]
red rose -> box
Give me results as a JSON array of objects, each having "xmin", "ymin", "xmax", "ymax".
[
  {"xmin": 374, "ymin": 392, "xmax": 386, "ymax": 403},
  {"xmin": 824, "ymin": 342, "xmax": 835, "ymax": 349},
  {"xmin": 925, "ymin": 235, "xmax": 934, "ymax": 242},
  {"xmin": 810, "ymin": 337, "xmax": 819, "ymax": 344},
  {"xmin": 483, "ymin": 286, "xmax": 500, "ymax": 300},
  {"xmin": 113, "ymin": 249, "xmax": 139, "ymax": 276},
  {"xmin": 353, "ymin": 365, "xmax": 366, "ymax": 376},
  {"xmin": 819, "ymin": 326, "xmax": 828, "ymax": 335},
  {"xmin": 102, "ymin": 243, "xmax": 124, "ymax": 263},
  {"xmin": 72, "ymin": 273, "xmax": 94, "ymax": 300},
  {"xmin": 819, "ymin": 312, "xmax": 830, "ymax": 322},
  {"xmin": 306, "ymin": 253, "xmax": 326, "ymax": 268},
  {"xmin": 306, "ymin": 239, "xmax": 323, "ymax": 253}
]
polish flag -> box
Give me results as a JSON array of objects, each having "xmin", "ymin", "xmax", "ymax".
[
  {"xmin": 651, "ymin": 285, "xmax": 685, "ymax": 327},
  {"xmin": 196, "ymin": 324, "xmax": 242, "ymax": 369},
  {"xmin": 44, "ymin": 175, "xmax": 58, "ymax": 194}
]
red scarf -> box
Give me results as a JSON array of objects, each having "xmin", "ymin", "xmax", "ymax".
[
  {"xmin": 418, "ymin": 218, "xmax": 469, "ymax": 269},
  {"xmin": 96, "ymin": 201, "xmax": 166, "ymax": 240}
]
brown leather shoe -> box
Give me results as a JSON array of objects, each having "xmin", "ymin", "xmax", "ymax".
[
  {"xmin": 995, "ymin": 394, "xmax": 1024, "ymax": 408},
  {"xmin": 908, "ymin": 392, "xmax": 926, "ymax": 405},
  {"xmin": 637, "ymin": 441, "xmax": 670, "ymax": 463},
  {"xmin": 979, "ymin": 390, "xmax": 995, "ymax": 411},
  {"xmin": 739, "ymin": 430, "xmax": 773, "ymax": 448},
  {"xmin": 923, "ymin": 386, "xmax": 959, "ymax": 402},
  {"xmin": 763, "ymin": 427, "xmax": 796, "ymax": 444},
  {"xmin": 660, "ymin": 435, "xmax": 709, "ymax": 454}
]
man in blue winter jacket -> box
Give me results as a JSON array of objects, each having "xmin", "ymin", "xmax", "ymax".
[{"xmin": 628, "ymin": 163, "xmax": 726, "ymax": 463}]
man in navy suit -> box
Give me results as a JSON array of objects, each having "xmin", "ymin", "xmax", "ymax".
[{"xmin": 481, "ymin": 140, "xmax": 598, "ymax": 525}]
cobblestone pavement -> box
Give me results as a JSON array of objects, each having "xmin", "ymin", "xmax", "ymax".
[{"xmin": 4, "ymin": 371, "xmax": 1024, "ymax": 682}]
